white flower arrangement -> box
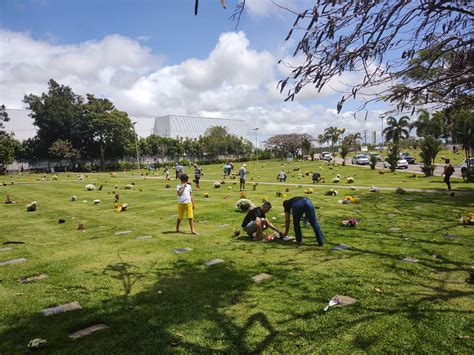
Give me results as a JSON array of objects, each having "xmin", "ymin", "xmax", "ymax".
[
  {"xmin": 236, "ymin": 198, "xmax": 255, "ymax": 212},
  {"xmin": 85, "ymin": 184, "xmax": 95, "ymax": 191},
  {"xmin": 71, "ymin": 195, "xmax": 77, "ymax": 201},
  {"xmin": 346, "ymin": 177, "xmax": 354, "ymax": 183},
  {"xmin": 325, "ymin": 189, "xmax": 338, "ymax": 196},
  {"xmin": 214, "ymin": 181, "xmax": 221, "ymax": 188},
  {"xmin": 26, "ymin": 201, "xmax": 37, "ymax": 212},
  {"xmin": 93, "ymin": 199, "xmax": 101, "ymax": 204}
]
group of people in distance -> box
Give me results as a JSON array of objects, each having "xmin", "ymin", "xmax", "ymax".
[{"xmin": 173, "ymin": 161, "xmax": 324, "ymax": 246}]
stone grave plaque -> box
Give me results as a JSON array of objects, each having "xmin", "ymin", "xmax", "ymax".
[
  {"xmin": 69, "ymin": 324, "xmax": 108, "ymax": 339},
  {"xmin": 135, "ymin": 236, "xmax": 153, "ymax": 240},
  {"xmin": 444, "ymin": 234, "xmax": 459, "ymax": 239},
  {"xmin": 250, "ymin": 273, "xmax": 272, "ymax": 283},
  {"xmin": 332, "ymin": 244, "xmax": 352, "ymax": 251},
  {"xmin": 19, "ymin": 273, "xmax": 48, "ymax": 283},
  {"xmin": 42, "ymin": 301, "xmax": 82, "ymax": 316},
  {"xmin": 114, "ymin": 230, "xmax": 132, "ymax": 236},
  {"xmin": 0, "ymin": 258, "xmax": 27, "ymax": 266},
  {"xmin": 0, "ymin": 247, "xmax": 12, "ymax": 252},
  {"xmin": 205, "ymin": 259, "xmax": 224, "ymax": 266},
  {"xmin": 173, "ymin": 247, "xmax": 192, "ymax": 254},
  {"xmin": 400, "ymin": 257, "xmax": 419, "ymax": 263}
]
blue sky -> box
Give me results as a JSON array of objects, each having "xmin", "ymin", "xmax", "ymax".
[{"xmin": 1, "ymin": 0, "xmax": 387, "ymax": 142}]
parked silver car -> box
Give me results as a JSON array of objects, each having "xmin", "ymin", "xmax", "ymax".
[
  {"xmin": 384, "ymin": 158, "xmax": 409, "ymax": 169},
  {"xmin": 351, "ymin": 154, "xmax": 370, "ymax": 165}
]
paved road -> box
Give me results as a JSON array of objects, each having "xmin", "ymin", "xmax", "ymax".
[{"xmin": 335, "ymin": 158, "xmax": 462, "ymax": 178}]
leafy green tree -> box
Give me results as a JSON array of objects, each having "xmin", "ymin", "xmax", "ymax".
[
  {"xmin": 386, "ymin": 143, "xmax": 400, "ymax": 173},
  {"xmin": 316, "ymin": 134, "xmax": 326, "ymax": 149},
  {"xmin": 0, "ymin": 106, "xmax": 17, "ymax": 172},
  {"xmin": 451, "ymin": 110, "xmax": 474, "ymax": 159},
  {"xmin": 419, "ymin": 136, "xmax": 443, "ymax": 177},
  {"xmin": 410, "ymin": 109, "xmax": 443, "ymax": 138},
  {"xmin": 383, "ymin": 116, "xmax": 411, "ymax": 145},
  {"xmin": 340, "ymin": 145, "xmax": 349, "ymax": 166},
  {"xmin": 82, "ymin": 95, "xmax": 134, "ymax": 170},
  {"xmin": 48, "ymin": 139, "xmax": 81, "ymax": 160},
  {"xmin": 23, "ymin": 79, "xmax": 84, "ymax": 158},
  {"xmin": 323, "ymin": 127, "xmax": 343, "ymax": 155}
]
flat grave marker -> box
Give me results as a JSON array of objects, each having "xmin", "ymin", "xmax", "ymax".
[
  {"xmin": 251, "ymin": 273, "xmax": 272, "ymax": 283},
  {"xmin": 444, "ymin": 234, "xmax": 459, "ymax": 239},
  {"xmin": 114, "ymin": 230, "xmax": 132, "ymax": 236},
  {"xmin": 69, "ymin": 324, "xmax": 108, "ymax": 339},
  {"xmin": 173, "ymin": 247, "xmax": 192, "ymax": 254},
  {"xmin": 0, "ymin": 258, "xmax": 27, "ymax": 266},
  {"xmin": 19, "ymin": 273, "xmax": 48, "ymax": 283},
  {"xmin": 0, "ymin": 247, "xmax": 12, "ymax": 252},
  {"xmin": 135, "ymin": 236, "xmax": 153, "ymax": 240},
  {"xmin": 42, "ymin": 301, "xmax": 82, "ymax": 316},
  {"xmin": 332, "ymin": 244, "xmax": 352, "ymax": 251},
  {"xmin": 205, "ymin": 259, "xmax": 224, "ymax": 266},
  {"xmin": 400, "ymin": 257, "xmax": 419, "ymax": 263}
]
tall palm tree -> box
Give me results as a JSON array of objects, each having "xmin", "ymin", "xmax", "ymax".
[
  {"xmin": 383, "ymin": 116, "xmax": 410, "ymax": 145},
  {"xmin": 410, "ymin": 109, "xmax": 443, "ymax": 138},
  {"xmin": 352, "ymin": 132, "xmax": 362, "ymax": 152},
  {"xmin": 323, "ymin": 126, "xmax": 343, "ymax": 154},
  {"xmin": 316, "ymin": 134, "xmax": 326, "ymax": 149}
]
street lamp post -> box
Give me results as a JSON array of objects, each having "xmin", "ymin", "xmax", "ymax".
[
  {"xmin": 133, "ymin": 122, "xmax": 140, "ymax": 171},
  {"xmin": 253, "ymin": 128, "xmax": 259, "ymax": 163}
]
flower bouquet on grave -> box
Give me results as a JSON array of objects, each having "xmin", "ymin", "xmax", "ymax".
[
  {"xmin": 346, "ymin": 177, "xmax": 354, "ymax": 183},
  {"xmin": 236, "ymin": 198, "xmax": 255, "ymax": 212},
  {"xmin": 276, "ymin": 191, "xmax": 283, "ymax": 197},
  {"xmin": 204, "ymin": 192, "xmax": 209, "ymax": 198},
  {"xmin": 342, "ymin": 218, "xmax": 358, "ymax": 227},
  {"xmin": 114, "ymin": 203, "xmax": 128, "ymax": 212},
  {"xmin": 460, "ymin": 212, "xmax": 474, "ymax": 225},
  {"xmin": 213, "ymin": 182, "xmax": 221, "ymax": 188},
  {"xmin": 344, "ymin": 195, "xmax": 359, "ymax": 203},
  {"xmin": 85, "ymin": 184, "xmax": 95, "ymax": 191},
  {"xmin": 304, "ymin": 188, "xmax": 313, "ymax": 194},
  {"xmin": 239, "ymin": 191, "xmax": 247, "ymax": 199},
  {"xmin": 252, "ymin": 182, "xmax": 258, "ymax": 191},
  {"xmin": 325, "ymin": 189, "xmax": 338, "ymax": 196},
  {"xmin": 370, "ymin": 186, "xmax": 378, "ymax": 192}
]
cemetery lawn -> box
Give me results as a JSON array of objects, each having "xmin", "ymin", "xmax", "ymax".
[{"xmin": 1, "ymin": 160, "xmax": 473, "ymax": 353}]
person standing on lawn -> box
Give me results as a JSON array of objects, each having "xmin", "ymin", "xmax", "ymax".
[
  {"xmin": 280, "ymin": 197, "xmax": 325, "ymax": 245},
  {"xmin": 443, "ymin": 158, "xmax": 455, "ymax": 191},
  {"xmin": 239, "ymin": 163, "xmax": 247, "ymax": 191},
  {"xmin": 176, "ymin": 174, "xmax": 198, "ymax": 235},
  {"xmin": 193, "ymin": 163, "xmax": 202, "ymax": 191},
  {"xmin": 241, "ymin": 201, "xmax": 281, "ymax": 240}
]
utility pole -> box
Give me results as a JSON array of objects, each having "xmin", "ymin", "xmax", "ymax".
[
  {"xmin": 363, "ymin": 129, "xmax": 367, "ymax": 145},
  {"xmin": 253, "ymin": 128, "xmax": 259, "ymax": 163}
]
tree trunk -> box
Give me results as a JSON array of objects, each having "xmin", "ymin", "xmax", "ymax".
[{"xmin": 100, "ymin": 143, "xmax": 106, "ymax": 171}]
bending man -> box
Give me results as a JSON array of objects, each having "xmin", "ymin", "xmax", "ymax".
[
  {"xmin": 241, "ymin": 201, "xmax": 281, "ymax": 240},
  {"xmin": 281, "ymin": 197, "xmax": 324, "ymax": 245}
]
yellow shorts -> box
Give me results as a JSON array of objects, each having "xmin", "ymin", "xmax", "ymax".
[{"xmin": 178, "ymin": 202, "xmax": 193, "ymax": 219}]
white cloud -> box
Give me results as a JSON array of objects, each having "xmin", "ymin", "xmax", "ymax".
[{"xmin": 0, "ymin": 28, "xmax": 387, "ymax": 142}]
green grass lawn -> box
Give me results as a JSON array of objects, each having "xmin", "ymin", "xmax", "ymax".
[{"xmin": 1, "ymin": 160, "xmax": 473, "ymax": 353}]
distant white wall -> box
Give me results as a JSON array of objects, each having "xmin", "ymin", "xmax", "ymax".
[{"xmin": 154, "ymin": 115, "xmax": 246, "ymax": 139}]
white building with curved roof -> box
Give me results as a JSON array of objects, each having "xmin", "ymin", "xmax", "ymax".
[{"xmin": 153, "ymin": 115, "xmax": 246, "ymax": 139}]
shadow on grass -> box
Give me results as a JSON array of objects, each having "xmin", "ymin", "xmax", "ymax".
[{"xmin": 0, "ymin": 259, "xmax": 280, "ymax": 353}]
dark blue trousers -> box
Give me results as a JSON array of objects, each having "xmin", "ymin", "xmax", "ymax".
[{"xmin": 292, "ymin": 197, "xmax": 325, "ymax": 245}]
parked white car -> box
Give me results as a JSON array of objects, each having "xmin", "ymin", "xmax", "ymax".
[
  {"xmin": 384, "ymin": 158, "xmax": 409, "ymax": 169},
  {"xmin": 320, "ymin": 152, "xmax": 333, "ymax": 161},
  {"xmin": 351, "ymin": 154, "xmax": 370, "ymax": 165}
]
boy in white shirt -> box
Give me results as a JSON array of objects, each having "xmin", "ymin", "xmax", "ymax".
[{"xmin": 176, "ymin": 174, "xmax": 198, "ymax": 235}]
